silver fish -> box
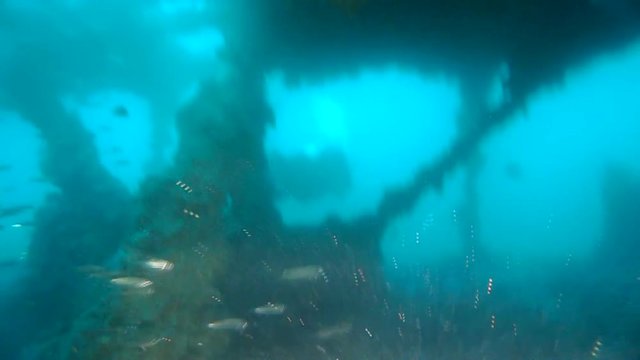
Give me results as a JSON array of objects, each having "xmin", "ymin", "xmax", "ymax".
[
  {"xmin": 77, "ymin": 265, "xmax": 120, "ymax": 279},
  {"xmin": 316, "ymin": 322, "xmax": 353, "ymax": 340},
  {"xmin": 110, "ymin": 277, "xmax": 153, "ymax": 289},
  {"xmin": 253, "ymin": 303, "xmax": 286, "ymax": 316},
  {"xmin": 143, "ymin": 258, "xmax": 174, "ymax": 271},
  {"xmin": 138, "ymin": 337, "xmax": 171, "ymax": 351},
  {"xmin": 207, "ymin": 318, "xmax": 248, "ymax": 332},
  {"xmin": 281, "ymin": 265, "xmax": 323, "ymax": 282}
]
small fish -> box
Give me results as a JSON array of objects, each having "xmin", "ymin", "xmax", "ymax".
[
  {"xmin": 207, "ymin": 318, "xmax": 248, "ymax": 332},
  {"xmin": 253, "ymin": 303, "xmax": 286, "ymax": 316},
  {"xmin": 77, "ymin": 265, "xmax": 120, "ymax": 279},
  {"xmin": 138, "ymin": 337, "xmax": 171, "ymax": 351},
  {"xmin": 113, "ymin": 105, "xmax": 129, "ymax": 118},
  {"xmin": 143, "ymin": 258, "xmax": 174, "ymax": 271},
  {"xmin": 315, "ymin": 322, "xmax": 352, "ymax": 340},
  {"xmin": 111, "ymin": 277, "xmax": 153, "ymax": 289},
  {"xmin": 316, "ymin": 345, "xmax": 328, "ymax": 355},
  {"xmin": 10, "ymin": 222, "xmax": 34, "ymax": 228},
  {"xmin": 281, "ymin": 265, "xmax": 324, "ymax": 282}
]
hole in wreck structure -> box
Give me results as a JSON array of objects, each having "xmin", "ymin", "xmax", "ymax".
[
  {"xmin": 264, "ymin": 67, "xmax": 460, "ymax": 225},
  {"xmin": 217, "ymin": 45, "xmax": 640, "ymax": 357}
]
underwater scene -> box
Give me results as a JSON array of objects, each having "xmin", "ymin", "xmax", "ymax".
[{"xmin": 1, "ymin": 0, "xmax": 640, "ymax": 359}]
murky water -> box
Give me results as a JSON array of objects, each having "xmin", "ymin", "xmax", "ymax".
[{"xmin": 1, "ymin": 1, "xmax": 639, "ymax": 359}]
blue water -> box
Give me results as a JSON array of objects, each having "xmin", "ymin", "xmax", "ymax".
[{"xmin": 1, "ymin": 1, "xmax": 639, "ymax": 359}]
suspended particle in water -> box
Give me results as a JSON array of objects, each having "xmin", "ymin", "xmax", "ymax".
[
  {"xmin": 397, "ymin": 312, "xmax": 406, "ymax": 323},
  {"xmin": 175, "ymin": 180, "xmax": 193, "ymax": 193},
  {"xmin": 364, "ymin": 327, "xmax": 373, "ymax": 338},
  {"xmin": 565, "ymin": 253, "xmax": 572, "ymax": 267},
  {"xmin": 320, "ymin": 268, "xmax": 329, "ymax": 284},
  {"xmin": 183, "ymin": 208, "xmax": 200, "ymax": 219},
  {"xmin": 261, "ymin": 260, "xmax": 273, "ymax": 273},
  {"xmin": 193, "ymin": 242, "xmax": 209, "ymax": 258},
  {"xmin": 474, "ymin": 289, "xmax": 480, "ymax": 309},
  {"xmin": 422, "ymin": 213, "xmax": 434, "ymax": 231},
  {"xmin": 512, "ymin": 323, "xmax": 518, "ymax": 336},
  {"xmin": 443, "ymin": 320, "xmax": 452, "ymax": 333},
  {"xmin": 490, "ymin": 314, "xmax": 496, "ymax": 329},
  {"xmin": 556, "ymin": 293, "xmax": 563, "ymax": 309},
  {"xmin": 591, "ymin": 338, "xmax": 603, "ymax": 357},
  {"xmin": 310, "ymin": 301, "xmax": 319, "ymax": 311},
  {"xmin": 357, "ymin": 268, "xmax": 366, "ymax": 283},
  {"xmin": 487, "ymin": 277, "xmax": 493, "ymax": 295}
]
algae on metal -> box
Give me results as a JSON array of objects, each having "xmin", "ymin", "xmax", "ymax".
[{"xmin": 71, "ymin": 66, "xmax": 276, "ymax": 358}]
